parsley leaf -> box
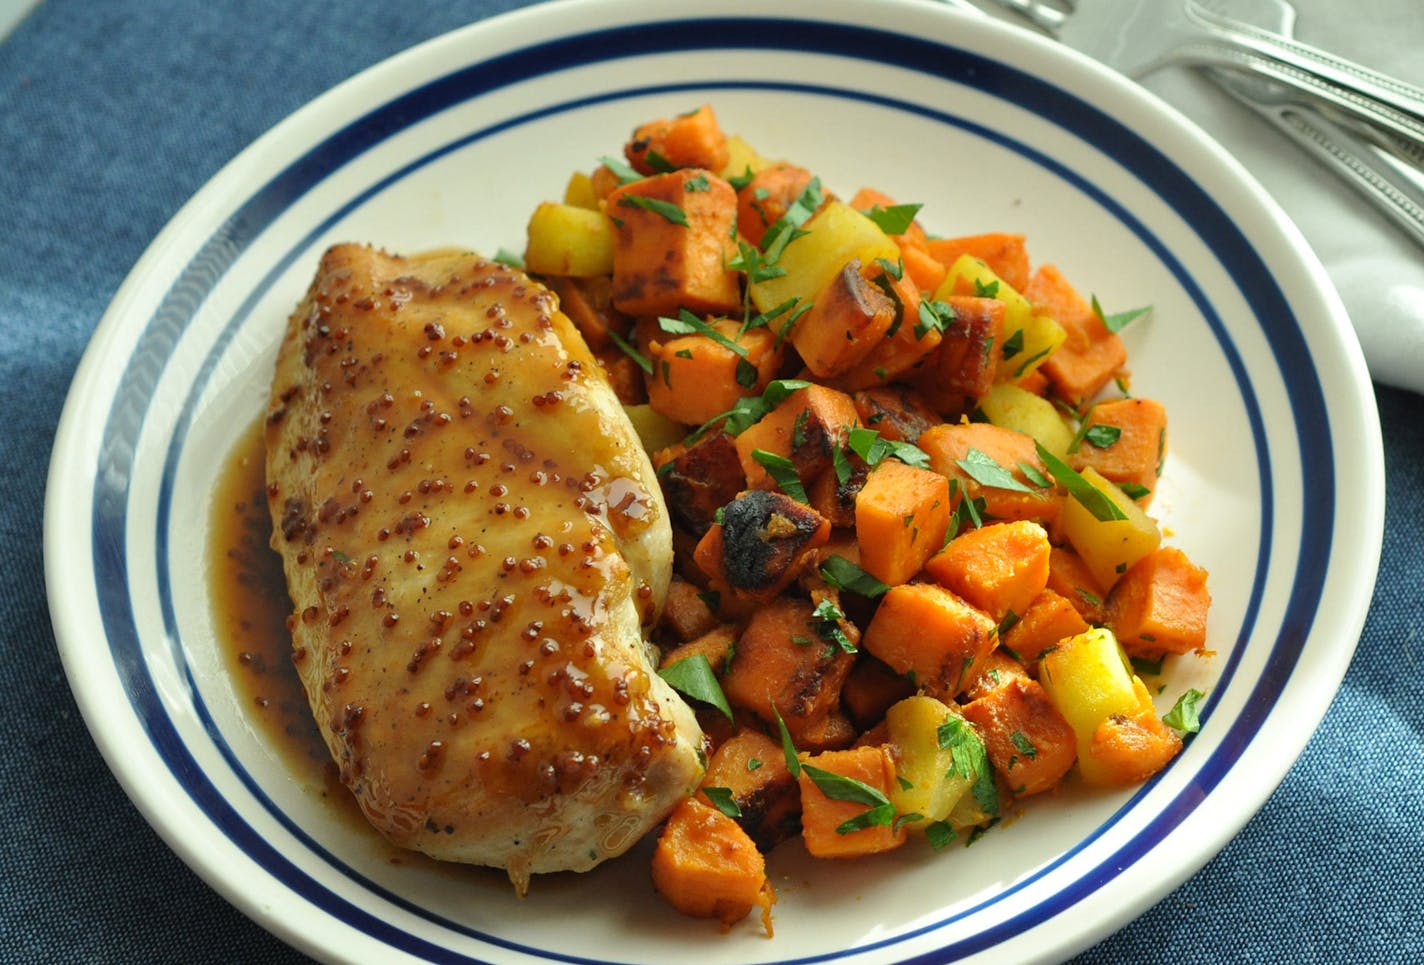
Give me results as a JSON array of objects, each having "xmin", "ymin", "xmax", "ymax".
[
  {"xmin": 925, "ymin": 820, "xmax": 957, "ymax": 851},
  {"xmin": 773, "ymin": 705, "xmax": 801, "ymax": 778},
  {"xmin": 847, "ymin": 426, "xmax": 932, "ymax": 469},
  {"xmin": 1163, "ymin": 688, "xmax": 1205, "ymax": 733},
  {"xmin": 973, "ymin": 277, "xmax": 1001, "ymax": 299},
  {"xmin": 617, "ymin": 193, "xmax": 688, "ymax": 226},
  {"xmin": 1035, "ymin": 441, "xmax": 1129, "ymax": 522},
  {"xmin": 686, "ymin": 378, "xmax": 812, "ymax": 441},
  {"xmin": 955, "ymin": 447, "xmax": 1037, "ymax": 494},
  {"xmin": 606, "ymin": 328, "xmax": 652, "ymax": 375},
  {"xmin": 818, "ymin": 554, "xmax": 891, "ymax": 598},
  {"xmin": 915, "ymin": 299, "xmax": 957, "ymax": 339},
  {"xmin": 938, "ymin": 715, "xmax": 999, "ymax": 817},
  {"xmin": 492, "ymin": 247, "xmax": 525, "ymax": 268},
  {"xmin": 751, "ymin": 449, "xmax": 808, "ymax": 503},
  {"xmin": 701, "ymin": 786, "xmax": 743, "ymax": 818},
  {"xmin": 1091, "ymin": 294, "xmax": 1152, "ymax": 333},
  {"xmin": 811, "ymin": 598, "xmax": 857, "ymax": 653},
  {"xmin": 597, "ymin": 154, "xmax": 643, "ymax": 185},
  {"xmin": 1082, "ymin": 424, "xmax": 1123, "ymax": 449},
  {"xmin": 657, "ymin": 655, "xmax": 733, "ymax": 722},
  {"xmin": 861, "ymin": 202, "xmax": 923, "ymax": 235}
]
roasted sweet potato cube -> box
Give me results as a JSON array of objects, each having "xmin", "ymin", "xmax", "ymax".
[
  {"xmin": 543, "ymin": 274, "xmax": 627, "ymax": 352},
  {"xmin": 854, "ymin": 459, "xmax": 951, "ymax": 587},
  {"xmin": 700, "ymin": 728, "xmax": 802, "ymax": 850},
  {"xmin": 841, "ymin": 654, "xmax": 916, "ymax": 730},
  {"xmin": 1027, "ymin": 264, "xmax": 1127, "ymax": 407},
  {"xmin": 1001, "ymin": 588, "xmax": 1091, "ymax": 665},
  {"xmin": 960, "ymin": 648, "xmax": 1032, "ymax": 703},
  {"xmin": 832, "ymin": 264, "xmax": 938, "ymax": 390},
  {"xmin": 660, "ymin": 576, "xmax": 722, "ymax": 643},
  {"xmin": 607, "ymin": 169, "xmax": 741, "ymax": 318},
  {"xmin": 660, "ymin": 623, "xmax": 738, "ymax": 676},
  {"xmin": 863, "ymin": 582, "xmax": 997, "ymax": 698},
  {"xmin": 915, "ymin": 295, "xmax": 1005, "ymax": 415},
  {"xmin": 650, "ymin": 796, "xmax": 775, "ymax": 931},
  {"xmin": 736, "ymin": 162, "xmax": 817, "ymax": 247},
  {"xmin": 790, "ymin": 259, "xmax": 896, "ymax": 378},
  {"xmin": 721, "ymin": 596, "xmax": 856, "ymax": 745},
  {"xmin": 1106, "ymin": 546, "xmax": 1211, "ymax": 657},
  {"xmin": 1046, "ymin": 546, "xmax": 1108, "ymax": 625},
  {"xmin": 924, "ymin": 519, "xmax": 1052, "ymax": 623},
  {"xmin": 807, "ymin": 460, "xmax": 868, "ymax": 530},
  {"xmin": 851, "ymin": 386, "xmax": 940, "ymax": 444},
  {"xmin": 646, "ymin": 320, "xmax": 781, "ymax": 426},
  {"xmin": 918, "ymin": 422, "xmax": 1062, "ymax": 525},
  {"xmin": 961, "ymin": 675, "xmax": 1077, "ymax": 796},
  {"xmin": 693, "ymin": 490, "xmax": 830, "ymax": 602},
  {"xmin": 625, "ymin": 103, "xmax": 731, "ymax": 175},
  {"xmin": 1072, "ymin": 397, "xmax": 1168, "ymax": 500},
  {"xmin": 735, "ymin": 384, "xmax": 860, "ymax": 490},
  {"xmin": 654, "ymin": 431, "xmax": 747, "ymax": 535},
  {"xmin": 925, "ymin": 232, "xmax": 1031, "ymax": 292},
  {"xmin": 592, "ymin": 345, "xmax": 649, "ymax": 405},
  {"xmin": 797, "ymin": 745, "xmax": 907, "ymax": 858}
]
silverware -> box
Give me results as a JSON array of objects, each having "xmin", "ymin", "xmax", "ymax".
[
  {"xmin": 979, "ymin": 0, "xmax": 1424, "ymax": 152},
  {"xmin": 968, "ymin": 0, "xmax": 1424, "ymax": 248}
]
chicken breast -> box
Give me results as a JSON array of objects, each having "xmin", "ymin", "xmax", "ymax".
[{"xmin": 264, "ymin": 243, "xmax": 704, "ymax": 891}]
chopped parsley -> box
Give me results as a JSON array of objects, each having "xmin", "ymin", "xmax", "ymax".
[
  {"xmin": 955, "ymin": 447, "xmax": 1037, "ymax": 494},
  {"xmin": 818, "ymin": 554, "xmax": 891, "ymax": 598},
  {"xmin": 1035, "ymin": 441, "xmax": 1129, "ymax": 522},
  {"xmin": 750, "ymin": 449, "xmax": 808, "ymax": 503},
  {"xmin": 1091, "ymin": 294, "xmax": 1152, "ymax": 333},
  {"xmin": 847, "ymin": 426, "xmax": 932, "ymax": 469},
  {"xmin": 1163, "ymin": 688, "xmax": 1205, "ymax": 733},
  {"xmin": 701, "ymin": 786, "xmax": 743, "ymax": 818},
  {"xmin": 861, "ymin": 202, "xmax": 923, "ymax": 235},
  {"xmin": 811, "ymin": 598, "xmax": 857, "ymax": 653},
  {"xmin": 657, "ymin": 654, "xmax": 733, "ymax": 722},
  {"xmin": 616, "ymin": 193, "xmax": 688, "ymax": 226}
]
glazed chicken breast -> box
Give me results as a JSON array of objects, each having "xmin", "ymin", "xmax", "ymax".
[{"xmin": 264, "ymin": 243, "xmax": 704, "ymax": 892}]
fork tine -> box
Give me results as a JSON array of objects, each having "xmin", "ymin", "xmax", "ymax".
[{"xmin": 981, "ymin": 0, "xmax": 1068, "ymax": 35}]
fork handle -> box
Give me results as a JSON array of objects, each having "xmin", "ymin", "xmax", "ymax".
[
  {"xmin": 1181, "ymin": 2, "xmax": 1424, "ymax": 143},
  {"xmin": 1208, "ymin": 66, "xmax": 1424, "ymax": 251}
]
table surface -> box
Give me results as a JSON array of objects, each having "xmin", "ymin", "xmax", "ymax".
[{"xmin": 2, "ymin": 1, "xmax": 1420, "ymax": 962}]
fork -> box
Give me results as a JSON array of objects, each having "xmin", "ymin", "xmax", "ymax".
[{"xmin": 983, "ymin": 0, "xmax": 1424, "ymax": 156}]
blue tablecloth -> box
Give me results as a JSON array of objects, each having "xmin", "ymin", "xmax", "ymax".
[{"xmin": 2, "ymin": 1, "xmax": 1419, "ymax": 961}]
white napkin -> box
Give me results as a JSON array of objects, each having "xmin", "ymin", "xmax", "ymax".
[{"xmin": 1138, "ymin": 0, "xmax": 1424, "ymax": 394}]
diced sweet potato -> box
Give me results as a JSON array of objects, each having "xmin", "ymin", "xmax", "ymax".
[
  {"xmin": 1084, "ymin": 684, "xmax": 1184, "ymax": 786},
  {"xmin": 1072, "ymin": 397, "xmax": 1168, "ymax": 500},
  {"xmin": 699, "ymin": 728, "xmax": 802, "ymax": 851},
  {"xmin": 791, "ymin": 259, "xmax": 896, "ymax": 378},
  {"xmin": 736, "ymin": 162, "xmax": 816, "ymax": 246},
  {"xmin": 960, "ymin": 648, "xmax": 1031, "ymax": 703},
  {"xmin": 592, "ymin": 345, "xmax": 649, "ymax": 405},
  {"xmin": 1026, "ymin": 264, "xmax": 1127, "ymax": 407},
  {"xmin": 646, "ymin": 319, "xmax": 781, "ymax": 426},
  {"xmin": 851, "ymin": 386, "xmax": 940, "ymax": 444},
  {"xmin": 1106, "ymin": 547, "xmax": 1211, "ymax": 657},
  {"xmin": 625, "ymin": 104, "xmax": 731, "ymax": 176},
  {"xmin": 863, "ymin": 583, "xmax": 997, "ymax": 698},
  {"xmin": 1000, "ymin": 588, "xmax": 1090, "ymax": 664},
  {"xmin": 693, "ymin": 490, "xmax": 830, "ymax": 603},
  {"xmin": 924, "ymin": 520, "xmax": 1051, "ymax": 623},
  {"xmin": 720, "ymin": 597, "xmax": 856, "ymax": 746},
  {"xmin": 854, "ymin": 459, "xmax": 951, "ymax": 586},
  {"xmin": 543, "ymin": 274, "xmax": 628, "ymax": 352},
  {"xmin": 915, "ymin": 295, "xmax": 1004, "ymax": 416},
  {"xmin": 651, "ymin": 796, "xmax": 775, "ymax": 932},
  {"xmin": 832, "ymin": 264, "xmax": 938, "ymax": 390},
  {"xmin": 961, "ymin": 675, "xmax": 1077, "ymax": 796},
  {"xmin": 654, "ymin": 431, "xmax": 747, "ymax": 535},
  {"xmin": 1046, "ymin": 546, "xmax": 1108, "ymax": 625},
  {"xmin": 798, "ymin": 745, "xmax": 907, "ymax": 858},
  {"xmin": 841, "ymin": 655, "xmax": 916, "ymax": 729},
  {"xmin": 607, "ymin": 169, "xmax": 741, "ymax": 318},
  {"xmin": 660, "ymin": 623, "xmax": 738, "ymax": 675},
  {"xmin": 661, "ymin": 576, "xmax": 722, "ymax": 642},
  {"xmin": 735, "ymin": 384, "xmax": 860, "ymax": 490},
  {"xmin": 807, "ymin": 460, "xmax": 868, "ymax": 530},
  {"xmin": 917, "ymin": 422, "xmax": 1062, "ymax": 525},
  {"xmin": 926, "ymin": 232, "xmax": 1031, "ymax": 293}
]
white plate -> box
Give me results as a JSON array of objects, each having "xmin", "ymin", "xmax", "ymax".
[{"xmin": 44, "ymin": 0, "xmax": 1384, "ymax": 962}]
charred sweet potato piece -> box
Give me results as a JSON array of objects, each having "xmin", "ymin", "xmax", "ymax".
[
  {"xmin": 841, "ymin": 654, "xmax": 916, "ymax": 730},
  {"xmin": 693, "ymin": 490, "xmax": 831, "ymax": 602},
  {"xmin": 735, "ymin": 385, "xmax": 860, "ymax": 491},
  {"xmin": 851, "ymin": 386, "xmax": 940, "ymax": 444},
  {"xmin": 607, "ymin": 169, "xmax": 741, "ymax": 318},
  {"xmin": 655, "ymin": 431, "xmax": 747, "ymax": 534},
  {"xmin": 661, "ymin": 576, "xmax": 723, "ymax": 643},
  {"xmin": 832, "ymin": 263, "xmax": 937, "ymax": 390},
  {"xmin": 915, "ymin": 295, "xmax": 1005, "ymax": 416},
  {"xmin": 699, "ymin": 728, "xmax": 802, "ymax": 850},
  {"xmin": 790, "ymin": 259, "xmax": 896, "ymax": 378},
  {"xmin": 721, "ymin": 596, "xmax": 856, "ymax": 748},
  {"xmin": 807, "ymin": 460, "xmax": 868, "ymax": 530}
]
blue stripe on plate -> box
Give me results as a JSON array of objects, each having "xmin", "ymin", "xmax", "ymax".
[{"xmin": 90, "ymin": 14, "xmax": 1326, "ymax": 964}]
